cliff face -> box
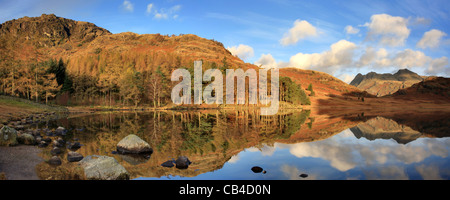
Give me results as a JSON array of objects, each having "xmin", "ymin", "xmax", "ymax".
[
  {"xmin": 0, "ymin": 14, "xmax": 111, "ymax": 48},
  {"xmin": 350, "ymin": 69, "xmax": 424, "ymax": 97}
]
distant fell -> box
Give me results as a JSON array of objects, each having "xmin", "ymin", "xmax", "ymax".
[{"xmin": 350, "ymin": 69, "xmax": 424, "ymax": 97}]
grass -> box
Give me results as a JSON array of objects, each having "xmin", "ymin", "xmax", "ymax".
[{"xmin": 0, "ymin": 95, "xmax": 67, "ymax": 125}]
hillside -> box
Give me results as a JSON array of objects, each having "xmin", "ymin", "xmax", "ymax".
[
  {"xmin": 350, "ymin": 69, "xmax": 424, "ymax": 97},
  {"xmin": 0, "ymin": 14, "xmax": 364, "ymax": 107},
  {"xmin": 392, "ymin": 76, "xmax": 450, "ymax": 99}
]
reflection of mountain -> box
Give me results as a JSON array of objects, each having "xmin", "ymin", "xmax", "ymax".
[{"xmin": 350, "ymin": 116, "xmax": 422, "ymax": 144}]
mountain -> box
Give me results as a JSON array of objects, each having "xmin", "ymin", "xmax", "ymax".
[
  {"xmin": 392, "ymin": 76, "xmax": 450, "ymax": 99},
  {"xmin": 350, "ymin": 69, "xmax": 424, "ymax": 97}
]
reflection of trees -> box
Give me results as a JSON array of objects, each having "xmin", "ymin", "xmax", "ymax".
[{"xmin": 52, "ymin": 110, "xmax": 313, "ymax": 178}]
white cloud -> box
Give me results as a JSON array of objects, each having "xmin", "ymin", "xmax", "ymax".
[
  {"xmin": 280, "ymin": 19, "xmax": 318, "ymax": 46},
  {"xmin": 417, "ymin": 29, "xmax": 447, "ymax": 49},
  {"xmin": 288, "ymin": 39, "xmax": 357, "ymax": 74},
  {"xmin": 345, "ymin": 25, "xmax": 360, "ymax": 35},
  {"xmin": 356, "ymin": 47, "xmax": 449, "ymax": 76},
  {"xmin": 146, "ymin": 3, "xmax": 154, "ymax": 15},
  {"xmin": 254, "ymin": 53, "xmax": 278, "ymax": 69},
  {"xmin": 149, "ymin": 4, "xmax": 181, "ymax": 20},
  {"xmin": 426, "ymin": 57, "xmax": 449, "ymax": 75},
  {"xmin": 122, "ymin": 0, "xmax": 134, "ymax": 12},
  {"xmin": 338, "ymin": 73, "xmax": 356, "ymax": 84},
  {"xmin": 366, "ymin": 14, "xmax": 410, "ymax": 47},
  {"xmin": 227, "ymin": 44, "xmax": 254, "ymax": 61}
]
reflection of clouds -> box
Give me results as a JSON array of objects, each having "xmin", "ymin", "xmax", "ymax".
[
  {"xmin": 272, "ymin": 129, "xmax": 449, "ymax": 179},
  {"xmin": 364, "ymin": 165, "xmax": 409, "ymax": 180},
  {"xmin": 279, "ymin": 142, "xmax": 357, "ymax": 171},
  {"xmin": 281, "ymin": 165, "xmax": 300, "ymax": 180},
  {"xmin": 415, "ymin": 164, "xmax": 443, "ymax": 180},
  {"xmin": 280, "ymin": 164, "xmax": 317, "ymax": 180},
  {"xmin": 228, "ymin": 155, "xmax": 240, "ymax": 163}
]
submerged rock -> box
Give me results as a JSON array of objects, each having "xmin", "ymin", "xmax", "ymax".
[
  {"xmin": 79, "ymin": 155, "xmax": 129, "ymax": 180},
  {"xmin": 0, "ymin": 126, "xmax": 18, "ymax": 146},
  {"xmin": 161, "ymin": 160, "xmax": 175, "ymax": 168},
  {"xmin": 116, "ymin": 134, "xmax": 152, "ymax": 154},
  {"xmin": 299, "ymin": 174, "xmax": 308, "ymax": 178},
  {"xmin": 175, "ymin": 156, "xmax": 191, "ymax": 169},
  {"xmin": 251, "ymin": 166, "xmax": 263, "ymax": 173}
]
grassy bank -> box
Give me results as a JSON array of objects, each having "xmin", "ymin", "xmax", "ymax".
[{"xmin": 0, "ymin": 95, "xmax": 68, "ymax": 125}]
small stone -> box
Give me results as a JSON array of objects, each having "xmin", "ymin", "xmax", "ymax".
[
  {"xmin": 38, "ymin": 141, "xmax": 48, "ymax": 148},
  {"xmin": 67, "ymin": 151, "xmax": 84, "ymax": 162},
  {"xmin": 175, "ymin": 156, "xmax": 191, "ymax": 169},
  {"xmin": 68, "ymin": 142, "xmax": 81, "ymax": 150},
  {"xmin": 251, "ymin": 166, "xmax": 263, "ymax": 173},
  {"xmin": 161, "ymin": 160, "xmax": 175, "ymax": 168},
  {"xmin": 48, "ymin": 156, "xmax": 62, "ymax": 165},
  {"xmin": 51, "ymin": 147, "xmax": 62, "ymax": 155}
]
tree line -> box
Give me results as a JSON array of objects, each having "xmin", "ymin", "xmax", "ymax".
[{"xmin": 0, "ymin": 58, "xmax": 311, "ymax": 107}]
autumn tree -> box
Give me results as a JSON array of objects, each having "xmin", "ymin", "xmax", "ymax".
[{"xmin": 119, "ymin": 67, "xmax": 144, "ymax": 108}]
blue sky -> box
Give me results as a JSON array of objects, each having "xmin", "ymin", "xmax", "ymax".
[{"xmin": 1, "ymin": 0, "xmax": 449, "ymax": 82}]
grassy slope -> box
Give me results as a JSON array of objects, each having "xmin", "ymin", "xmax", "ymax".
[{"xmin": 0, "ymin": 95, "xmax": 67, "ymax": 124}]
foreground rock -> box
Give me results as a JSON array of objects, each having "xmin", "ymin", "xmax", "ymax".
[
  {"xmin": 116, "ymin": 134, "xmax": 152, "ymax": 154},
  {"xmin": 0, "ymin": 126, "xmax": 18, "ymax": 146},
  {"xmin": 17, "ymin": 133, "xmax": 36, "ymax": 145},
  {"xmin": 79, "ymin": 155, "xmax": 129, "ymax": 180}
]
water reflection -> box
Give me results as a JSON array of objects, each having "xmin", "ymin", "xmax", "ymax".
[{"xmin": 36, "ymin": 109, "xmax": 450, "ymax": 180}]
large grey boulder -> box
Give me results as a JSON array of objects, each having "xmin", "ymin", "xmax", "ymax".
[
  {"xmin": 0, "ymin": 126, "xmax": 18, "ymax": 146},
  {"xmin": 116, "ymin": 134, "xmax": 152, "ymax": 154},
  {"xmin": 79, "ymin": 155, "xmax": 129, "ymax": 180}
]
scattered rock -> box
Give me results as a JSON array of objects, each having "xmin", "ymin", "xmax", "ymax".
[
  {"xmin": 161, "ymin": 160, "xmax": 175, "ymax": 168},
  {"xmin": 251, "ymin": 166, "xmax": 263, "ymax": 173},
  {"xmin": 116, "ymin": 134, "xmax": 153, "ymax": 154},
  {"xmin": 175, "ymin": 156, "xmax": 191, "ymax": 169},
  {"xmin": 67, "ymin": 151, "xmax": 84, "ymax": 162},
  {"xmin": 67, "ymin": 141, "xmax": 81, "ymax": 150},
  {"xmin": 51, "ymin": 147, "xmax": 62, "ymax": 155},
  {"xmin": 52, "ymin": 138, "xmax": 65, "ymax": 147},
  {"xmin": 38, "ymin": 141, "xmax": 48, "ymax": 148},
  {"xmin": 79, "ymin": 155, "xmax": 129, "ymax": 180},
  {"xmin": 0, "ymin": 126, "xmax": 18, "ymax": 146},
  {"xmin": 42, "ymin": 137, "xmax": 52, "ymax": 143},
  {"xmin": 48, "ymin": 156, "xmax": 62, "ymax": 165}
]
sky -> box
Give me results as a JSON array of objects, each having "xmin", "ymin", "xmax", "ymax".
[{"xmin": 1, "ymin": 0, "xmax": 449, "ymax": 83}]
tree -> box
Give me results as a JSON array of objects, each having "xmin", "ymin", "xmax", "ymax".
[
  {"xmin": 119, "ymin": 67, "xmax": 144, "ymax": 108},
  {"xmin": 307, "ymin": 83, "xmax": 315, "ymax": 96},
  {"xmin": 42, "ymin": 73, "xmax": 61, "ymax": 104}
]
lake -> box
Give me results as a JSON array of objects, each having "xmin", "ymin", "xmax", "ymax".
[{"xmin": 35, "ymin": 109, "xmax": 450, "ymax": 180}]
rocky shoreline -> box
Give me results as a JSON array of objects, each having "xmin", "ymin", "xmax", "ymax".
[{"xmin": 0, "ymin": 115, "xmax": 194, "ymax": 180}]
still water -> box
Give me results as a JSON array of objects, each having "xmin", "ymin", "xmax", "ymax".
[{"xmin": 39, "ymin": 110, "xmax": 450, "ymax": 180}]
